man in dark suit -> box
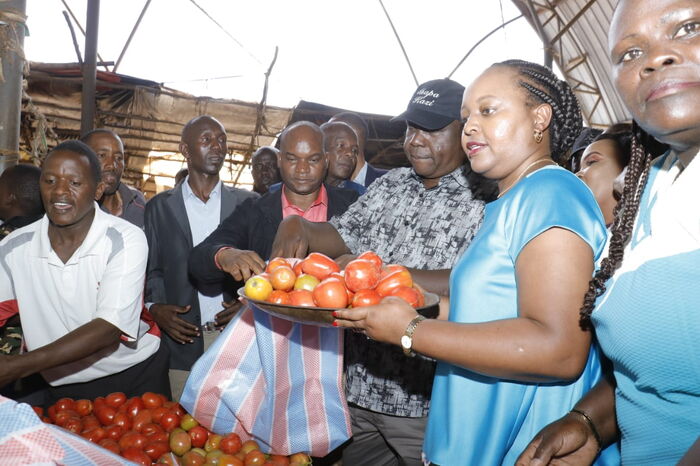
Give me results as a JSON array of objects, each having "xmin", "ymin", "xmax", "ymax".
[
  {"xmin": 144, "ymin": 115, "xmax": 258, "ymax": 399},
  {"xmin": 329, "ymin": 112, "xmax": 388, "ymax": 188},
  {"xmin": 188, "ymin": 121, "xmax": 358, "ymax": 284}
]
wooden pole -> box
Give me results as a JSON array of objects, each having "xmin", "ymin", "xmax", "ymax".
[{"xmin": 0, "ymin": 0, "xmax": 26, "ymax": 175}]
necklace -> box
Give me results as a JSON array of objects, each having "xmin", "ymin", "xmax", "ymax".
[{"xmin": 497, "ymin": 158, "xmax": 555, "ymax": 199}]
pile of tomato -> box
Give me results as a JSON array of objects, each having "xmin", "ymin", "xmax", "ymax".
[
  {"xmin": 35, "ymin": 393, "xmax": 312, "ymax": 465},
  {"xmin": 244, "ymin": 251, "xmax": 425, "ymax": 309}
]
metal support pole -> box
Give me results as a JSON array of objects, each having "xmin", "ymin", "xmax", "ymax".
[
  {"xmin": 0, "ymin": 0, "xmax": 26, "ymax": 175},
  {"xmin": 80, "ymin": 0, "xmax": 100, "ymax": 136}
]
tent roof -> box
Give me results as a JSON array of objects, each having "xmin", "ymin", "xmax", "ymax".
[{"xmin": 514, "ymin": 0, "xmax": 630, "ymax": 128}]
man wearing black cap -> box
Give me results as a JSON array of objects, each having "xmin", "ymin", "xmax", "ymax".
[{"xmin": 270, "ymin": 79, "xmax": 492, "ymax": 465}]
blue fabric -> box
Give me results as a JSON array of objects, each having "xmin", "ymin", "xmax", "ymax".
[
  {"xmin": 424, "ymin": 167, "xmax": 619, "ymax": 465},
  {"xmin": 592, "ymin": 154, "xmax": 700, "ymax": 465}
]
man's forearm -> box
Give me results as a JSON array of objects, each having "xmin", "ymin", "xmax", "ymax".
[
  {"xmin": 305, "ymin": 221, "xmax": 351, "ymax": 257},
  {"xmin": 409, "ymin": 268, "xmax": 451, "ymax": 296},
  {"xmin": 10, "ymin": 318, "xmax": 122, "ymax": 380}
]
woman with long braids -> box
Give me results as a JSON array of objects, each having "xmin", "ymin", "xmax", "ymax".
[
  {"xmin": 333, "ymin": 59, "xmax": 619, "ymax": 465},
  {"xmin": 517, "ymin": 0, "xmax": 700, "ymax": 464}
]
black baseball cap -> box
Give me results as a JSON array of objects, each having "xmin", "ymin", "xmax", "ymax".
[{"xmin": 391, "ymin": 78, "xmax": 465, "ymax": 131}]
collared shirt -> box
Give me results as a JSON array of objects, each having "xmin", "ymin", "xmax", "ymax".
[
  {"xmin": 182, "ymin": 177, "xmax": 224, "ymax": 324},
  {"xmin": 100, "ymin": 182, "xmax": 146, "ymax": 229},
  {"xmin": 330, "ymin": 166, "xmax": 484, "ymax": 417},
  {"xmin": 352, "ymin": 160, "xmax": 368, "ymax": 186},
  {"xmin": 0, "ymin": 206, "xmax": 159, "ymax": 386},
  {"xmin": 281, "ymin": 185, "xmax": 329, "ymax": 222}
]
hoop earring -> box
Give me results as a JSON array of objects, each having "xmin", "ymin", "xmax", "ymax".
[{"xmin": 533, "ymin": 129, "xmax": 543, "ymax": 144}]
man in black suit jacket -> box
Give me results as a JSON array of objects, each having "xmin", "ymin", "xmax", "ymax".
[
  {"xmin": 189, "ymin": 121, "xmax": 358, "ymax": 285},
  {"xmin": 329, "ymin": 112, "xmax": 388, "ymax": 188},
  {"xmin": 144, "ymin": 116, "xmax": 258, "ymax": 398}
]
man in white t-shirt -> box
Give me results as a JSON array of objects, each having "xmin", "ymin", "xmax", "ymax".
[{"xmin": 0, "ymin": 141, "xmax": 169, "ymax": 404}]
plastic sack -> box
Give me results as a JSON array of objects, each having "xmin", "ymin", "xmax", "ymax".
[{"xmin": 181, "ymin": 305, "xmax": 351, "ymax": 457}]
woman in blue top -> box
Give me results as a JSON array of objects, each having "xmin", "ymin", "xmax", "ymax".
[
  {"xmin": 334, "ymin": 60, "xmax": 619, "ymax": 465},
  {"xmin": 518, "ymin": 0, "xmax": 700, "ymax": 464}
]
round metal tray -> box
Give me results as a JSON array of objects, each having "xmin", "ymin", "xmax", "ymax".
[{"xmin": 238, "ymin": 287, "xmax": 440, "ymax": 327}]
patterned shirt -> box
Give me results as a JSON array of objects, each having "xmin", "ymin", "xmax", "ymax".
[{"xmin": 330, "ymin": 166, "xmax": 484, "ymax": 417}]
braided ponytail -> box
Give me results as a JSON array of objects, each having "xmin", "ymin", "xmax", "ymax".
[
  {"xmin": 579, "ymin": 122, "xmax": 661, "ymax": 326},
  {"xmin": 495, "ymin": 60, "xmax": 583, "ymax": 164}
]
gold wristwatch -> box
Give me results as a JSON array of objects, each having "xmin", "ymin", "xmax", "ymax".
[{"xmin": 401, "ymin": 315, "xmax": 426, "ymax": 357}]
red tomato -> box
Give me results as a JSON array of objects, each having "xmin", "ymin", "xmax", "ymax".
[
  {"xmin": 358, "ymin": 251, "xmax": 383, "ymax": 269},
  {"xmin": 144, "ymin": 440, "xmax": 170, "ymax": 461},
  {"xmin": 54, "ymin": 409, "xmax": 80, "ymax": 427},
  {"xmin": 95, "ymin": 406, "xmax": 117, "ymax": 426},
  {"xmin": 151, "ymin": 406, "xmax": 170, "ymax": 423},
  {"xmin": 389, "ymin": 286, "xmax": 422, "ymax": 308},
  {"xmin": 105, "ymin": 392, "xmax": 127, "ymax": 409},
  {"xmin": 141, "ymin": 392, "xmax": 163, "ymax": 409},
  {"xmin": 140, "ymin": 422, "xmax": 162, "ymax": 437},
  {"xmin": 344, "ymin": 259, "xmax": 381, "ymax": 292},
  {"xmin": 160, "ymin": 411, "xmax": 181, "ymax": 432},
  {"xmin": 133, "ymin": 409, "xmax": 153, "ymax": 432},
  {"xmin": 267, "ymin": 289, "xmax": 292, "ymax": 305},
  {"xmin": 352, "ymin": 289, "xmax": 382, "ymax": 307},
  {"xmin": 189, "ymin": 425, "xmax": 209, "ymax": 448},
  {"xmin": 266, "ymin": 454, "xmax": 290, "ymax": 466},
  {"xmin": 288, "ymin": 452, "xmax": 312, "ymax": 465},
  {"xmin": 104, "ymin": 424, "xmax": 125, "ymax": 441},
  {"xmin": 182, "ymin": 450, "xmax": 208, "ymax": 466},
  {"xmin": 292, "ymin": 259, "xmax": 304, "ymax": 276},
  {"xmin": 98, "ymin": 438, "xmax": 120, "ymax": 455},
  {"xmin": 244, "ymin": 450, "xmax": 266, "ymax": 465},
  {"xmin": 220, "ymin": 454, "xmax": 245, "ymax": 466},
  {"xmin": 219, "ymin": 432, "xmax": 242, "ymax": 454},
  {"xmin": 346, "ymin": 287, "xmax": 354, "ymax": 303},
  {"xmin": 74, "ymin": 399, "xmax": 93, "ymax": 417},
  {"xmin": 414, "ymin": 286, "xmax": 425, "ymax": 307},
  {"xmin": 169, "ymin": 429, "xmax": 192, "ymax": 455},
  {"xmin": 47, "ymin": 405, "xmax": 58, "ymax": 423},
  {"xmin": 240, "ymin": 440, "xmax": 260, "ymax": 454},
  {"xmin": 81, "ymin": 426, "xmax": 106, "ymax": 443},
  {"xmin": 32, "ymin": 406, "xmax": 44, "ymax": 417},
  {"xmin": 376, "ymin": 269, "xmax": 413, "ymax": 297},
  {"xmin": 121, "ymin": 446, "xmax": 151, "ymax": 466},
  {"xmin": 301, "ymin": 252, "xmax": 340, "ymax": 280},
  {"xmin": 125, "ymin": 396, "xmax": 145, "ymax": 418},
  {"xmin": 93, "ymin": 396, "xmax": 106, "ymax": 410},
  {"xmin": 146, "ymin": 430, "xmax": 169, "ymax": 444},
  {"xmin": 113, "ymin": 411, "xmax": 132, "ymax": 431},
  {"xmin": 312, "ymin": 278, "xmax": 349, "ymax": 308},
  {"xmin": 82, "ymin": 415, "xmax": 100, "ymax": 431},
  {"xmin": 289, "ymin": 289, "xmax": 315, "ymax": 307},
  {"xmin": 170, "ymin": 403, "xmax": 186, "ymax": 417},
  {"xmin": 118, "ymin": 431, "xmax": 148, "ymax": 450},
  {"xmin": 266, "ymin": 257, "xmax": 290, "ymax": 273},
  {"xmin": 380, "ymin": 263, "xmax": 408, "ymax": 279},
  {"xmin": 54, "ymin": 397, "xmax": 75, "ymax": 412},
  {"xmin": 63, "ymin": 417, "xmax": 83, "ymax": 434},
  {"xmin": 270, "ymin": 265, "xmax": 296, "ymax": 291}
]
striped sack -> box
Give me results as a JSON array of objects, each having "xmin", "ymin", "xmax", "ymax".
[
  {"xmin": 180, "ymin": 305, "xmax": 351, "ymax": 457},
  {"xmin": 0, "ymin": 395, "xmax": 133, "ymax": 465}
]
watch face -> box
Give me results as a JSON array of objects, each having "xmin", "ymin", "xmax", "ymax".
[{"xmin": 401, "ymin": 335, "xmax": 411, "ymax": 350}]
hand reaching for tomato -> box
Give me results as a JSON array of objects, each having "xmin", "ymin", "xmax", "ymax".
[
  {"xmin": 216, "ymin": 248, "xmax": 266, "ymax": 282},
  {"xmin": 270, "ymin": 215, "xmax": 310, "ymax": 259},
  {"xmin": 333, "ymin": 296, "xmax": 418, "ymax": 345}
]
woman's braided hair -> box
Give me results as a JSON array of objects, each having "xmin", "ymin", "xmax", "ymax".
[
  {"xmin": 495, "ymin": 59, "xmax": 583, "ymax": 165},
  {"xmin": 579, "ymin": 122, "xmax": 666, "ymax": 326}
]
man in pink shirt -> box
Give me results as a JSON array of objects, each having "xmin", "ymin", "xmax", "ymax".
[{"xmin": 188, "ymin": 121, "xmax": 358, "ymax": 284}]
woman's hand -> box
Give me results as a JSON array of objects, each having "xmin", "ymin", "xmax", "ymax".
[
  {"xmin": 333, "ymin": 296, "xmax": 418, "ymax": 345},
  {"xmin": 515, "ymin": 413, "xmax": 600, "ymax": 465}
]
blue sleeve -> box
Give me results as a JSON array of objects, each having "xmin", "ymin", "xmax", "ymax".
[{"xmin": 506, "ymin": 169, "xmax": 607, "ymax": 262}]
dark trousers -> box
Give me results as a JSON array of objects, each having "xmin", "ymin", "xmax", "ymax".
[{"xmin": 40, "ymin": 341, "xmax": 171, "ymax": 408}]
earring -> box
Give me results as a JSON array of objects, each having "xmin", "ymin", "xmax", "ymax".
[{"xmin": 533, "ymin": 129, "xmax": 543, "ymax": 144}]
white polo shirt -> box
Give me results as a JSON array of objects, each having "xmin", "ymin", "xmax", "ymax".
[{"xmin": 0, "ymin": 205, "xmax": 160, "ymax": 386}]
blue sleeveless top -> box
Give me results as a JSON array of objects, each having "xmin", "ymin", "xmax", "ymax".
[
  {"xmin": 424, "ymin": 166, "xmax": 620, "ymax": 465},
  {"xmin": 592, "ymin": 153, "xmax": 700, "ymax": 465}
]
